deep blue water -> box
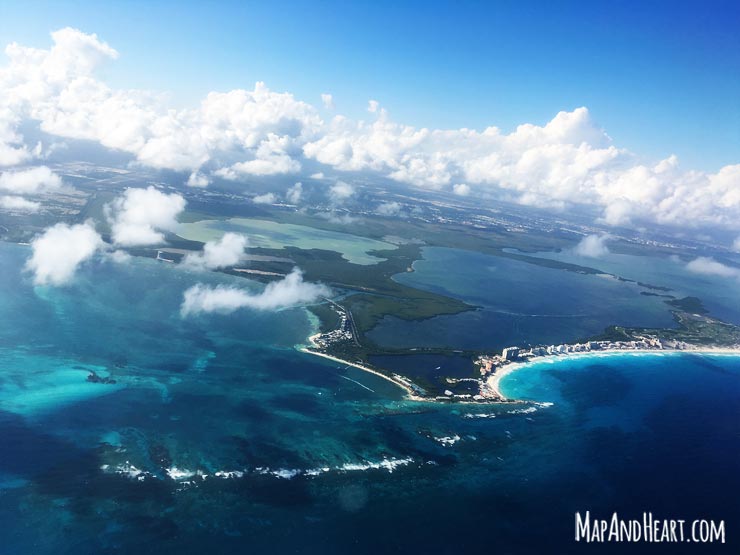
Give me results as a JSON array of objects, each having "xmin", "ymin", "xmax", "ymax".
[
  {"xmin": 368, "ymin": 247, "xmax": 677, "ymax": 351},
  {"xmin": 507, "ymin": 247, "xmax": 740, "ymax": 326},
  {"xmin": 0, "ymin": 242, "xmax": 738, "ymax": 554}
]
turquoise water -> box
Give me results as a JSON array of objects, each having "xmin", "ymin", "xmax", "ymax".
[
  {"xmin": 1, "ymin": 241, "xmax": 738, "ymax": 554},
  {"xmin": 176, "ymin": 218, "xmax": 397, "ymax": 265},
  {"xmin": 368, "ymin": 247, "xmax": 676, "ymax": 351}
]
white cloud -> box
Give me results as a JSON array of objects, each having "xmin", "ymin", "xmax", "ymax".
[
  {"xmin": 187, "ymin": 171, "xmax": 210, "ymax": 188},
  {"xmin": 106, "ymin": 186, "xmax": 186, "ymax": 246},
  {"xmin": 183, "ymin": 232, "xmax": 247, "ymax": 270},
  {"xmin": 252, "ymin": 192, "xmax": 277, "ymax": 204},
  {"xmin": 318, "ymin": 211, "xmax": 356, "ymax": 225},
  {"xmin": 180, "ymin": 268, "xmax": 330, "ymax": 316},
  {"xmin": 685, "ymin": 257, "xmax": 740, "ymax": 279},
  {"xmin": 0, "ymin": 195, "xmax": 40, "ymax": 212},
  {"xmin": 108, "ymin": 249, "xmax": 131, "ymax": 264},
  {"xmin": 376, "ymin": 201, "xmax": 401, "ymax": 216},
  {"xmin": 452, "ymin": 183, "xmax": 470, "ymax": 196},
  {"xmin": 328, "ymin": 180, "xmax": 354, "ymax": 203},
  {"xmin": 0, "ymin": 109, "xmax": 31, "ymax": 166},
  {"xmin": 321, "ymin": 93, "xmax": 334, "ymax": 110},
  {"xmin": 573, "ymin": 233, "xmax": 612, "ymax": 258},
  {"xmin": 310, "ymin": 172, "xmax": 325, "ymax": 179},
  {"xmin": 0, "ymin": 166, "xmax": 62, "ymax": 194},
  {"xmin": 286, "ymin": 182, "xmax": 303, "ymax": 204},
  {"xmin": 733, "ymin": 237, "xmax": 740, "ymax": 252},
  {"xmin": 26, "ymin": 221, "xmax": 104, "ymax": 285},
  {"xmin": 216, "ymin": 153, "xmax": 301, "ymax": 178},
  {"xmin": 2, "ymin": 29, "xmax": 740, "ymax": 236},
  {"xmin": 1, "ymin": 29, "xmax": 320, "ymax": 173}
]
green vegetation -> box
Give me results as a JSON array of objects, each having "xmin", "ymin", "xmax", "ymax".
[
  {"xmin": 587, "ymin": 297, "xmax": 740, "ymax": 347},
  {"xmin": 246, "ymin": 243, "xmax": 475, "ymax": 338},
  {"xmin": 305, "ymin": 302, "xmax": 342, "ymax": 333},
  {"xmin": 659, "ymin": 311, "xmax": 740, "ymax": 345},
  {"xmin": 666, "ymin": 296, "xmax": 709, "ymax": 314}
]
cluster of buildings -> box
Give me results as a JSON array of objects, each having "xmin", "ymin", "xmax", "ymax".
[
  {"xmin": 476, "ymin": 336, "xmax": 667, "ymax": 376},
  {"xmin": 310, "ymin": 305, "xmax": 355, "ymax": 349}
]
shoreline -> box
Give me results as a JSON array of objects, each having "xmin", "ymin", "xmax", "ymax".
[
  {"xmin": 299, "ymin": 334, "xmax": 426, "ymax": 400},
  {"xmin": 488, "ymin": 347, "xmax": 740, "ymax": 401}
]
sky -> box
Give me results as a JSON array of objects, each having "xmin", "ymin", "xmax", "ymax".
[
  {"xmin": 1, "ymin": 0, "xmax": 740, "ymax": 248},
  {"xmin": 1, "ymin": 0, "xmax": 739, "ymax": 171}
]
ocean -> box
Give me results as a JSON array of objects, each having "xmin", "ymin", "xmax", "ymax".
[{"xmin": 0, "ymin": 241, "xmax": 738, "ymax": 554}]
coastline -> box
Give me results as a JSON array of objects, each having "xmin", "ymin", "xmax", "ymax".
[
  {"xmin": 488, "ymin": 346, "xmax": 740, "ymax": 401},
  {"xmin": 299, "ymin": 333, "xmax": 426, "ymax": 400}
]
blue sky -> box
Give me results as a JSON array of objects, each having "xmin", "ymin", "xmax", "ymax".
[{"xmin": 1, "ymin": 0, "xmax": 738, "ymax": 170}]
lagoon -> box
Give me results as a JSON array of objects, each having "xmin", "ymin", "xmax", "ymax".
[
  {"xmin": 368, "ymin": 247, "xmax": 677, "ymax": 351},
  {"xmin": 176, "ymin": 217, "xmax": 397, "ymax": 265}
]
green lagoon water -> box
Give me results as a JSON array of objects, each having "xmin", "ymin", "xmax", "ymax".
[
  {"xmin": 1, "ymin": 241, "xmax": 738, "ymax": 554},
  {"xmin": 176, "ymin": 218, "xmax": 397, "ymax": 265}
]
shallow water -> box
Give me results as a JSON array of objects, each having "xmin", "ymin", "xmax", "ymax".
[
  {"xmin": 176, "ymin": 218, "xmax": 397, "ymax": 265},
  {"xmin": 1, "ymin": 242, "xmax": 738, "ymax": 554}
]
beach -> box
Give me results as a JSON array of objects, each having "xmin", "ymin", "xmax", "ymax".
[
  {"xmin": 488, "ymin": 346, "xmax": 740, "ymax": 401},
  {"xmin": 299, "ymin": 334, "xmax": 425, "ymax": 399}
]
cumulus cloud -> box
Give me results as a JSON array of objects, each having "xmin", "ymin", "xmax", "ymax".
[
  {"xmin": 108, "ymin": 249, "xmax": 131, "ymax": 264},
  {"xmin": 734, "ymin": 237, "xmax": 740, "ymax": 252},
  {"xmin": 1, "ymin": 29, "xmax": 320, "ymax": 173},
  {"xmin": 318, "ymin": 211, "xmax": 356, "ymax": 225},
  {"xmin": 573, "ymin": 233, "xmax": 612, "ymax": 258},
  {"xmin": 26, "ymin": 222, "xmax": 104, "ymax": 285},
  {"xmin": 216, "ymin": 153, "xmax": 301, "ymax": 178},
  {"xmin": 106, "ymin": 186, "xmax": 186, "ymax": 246},
  {"xmin": 180, "ymin": 268, "xmax": 330, "ymax": 316},
  {"xmin": 376, "ymin": 201, "xmax": 402, "ymax": 216},
  {"xmin": 187, "ymin": 171, "xmax": 210, "ymax": 188},
  {"xmin": 452, "ymin": 183, "xmax": 470, "ymax": 196},
  {"xmin": 182, "ymin": 232, "xmax": 247, "ymax": 270},
  {"xmin": 328, "ymin": 180, "xmax": 354, "ymax": 203},
  {"xmin": 0, "ymin": 166, "xmax": 62, "ymax": 194},
  {"xmin": 252, "ymin": 192, "xmax": 277, "ymax": 204},
  {"xmin": 286, "ymin": 182, "xmax": 303, "ymax": 204},
  {"xmin": 2, "ymin": 29, "xmax": 740, "ymax": 235},
  {"xmin": 321, "ymin": 93, "xmax": 334, "ymax": 109},
  {"xmin": 0, "ymin": 110, "xmax": 31, "ymax": 166},
  {"xmin": 0, "ymin": 195, "xmax": 40, "ymax": 212},
  {"xmin": 685, "ymin": 257, "xmax": 740, "ymax": 279}
]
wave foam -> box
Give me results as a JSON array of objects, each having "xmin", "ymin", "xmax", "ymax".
[{"xmin": 433, "ymin": 435, "xmax": 461, "ymax": 446}]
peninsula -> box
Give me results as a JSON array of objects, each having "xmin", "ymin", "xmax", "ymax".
[{"xmin": 303, "ymin": 296, "xmax": 740, "ymax": 404}]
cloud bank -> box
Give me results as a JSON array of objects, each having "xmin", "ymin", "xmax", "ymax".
[
  {"xmin": 2, "ymin": 28, "xmax": 740, "ymax": 238},
  {"xmin": 180, "ymin": 268, "xmax": 330, "ymax": 316}
]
